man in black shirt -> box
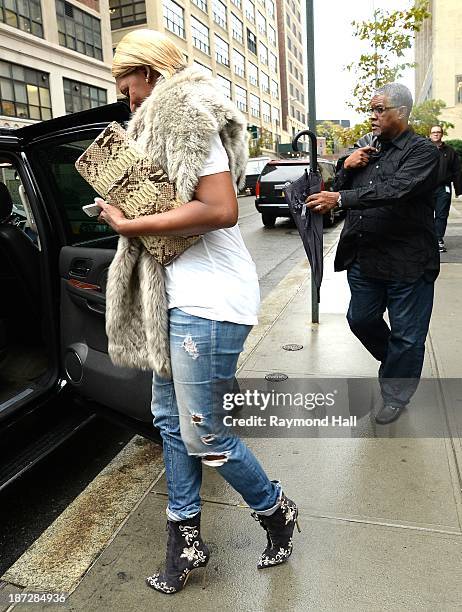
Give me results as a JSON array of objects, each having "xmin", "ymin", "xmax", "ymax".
[
  {"xmin": 307, "ymin": 83, "xmax": 439, "ymax": 425},
  {"xmin": 429, "ymin": 125, "xmax": 461, "ymax": 252}
]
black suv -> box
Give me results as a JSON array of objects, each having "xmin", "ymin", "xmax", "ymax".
[
  {"xmin": 0, "ymin": 102, "xmax": 162, "ymax": 490},
  {"xmin": 255, "ymin": 158, "xmax": 339, "ymax": 228}
]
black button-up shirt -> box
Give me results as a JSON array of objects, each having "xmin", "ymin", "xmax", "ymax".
[{"xmin": 334, "ymin": 129, "xmax": 440, "ymax": 282}]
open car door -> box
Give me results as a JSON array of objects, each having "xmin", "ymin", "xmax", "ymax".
[{"xmin": 16, "ymin": 103, "xmax": 157, "ymax": 434}]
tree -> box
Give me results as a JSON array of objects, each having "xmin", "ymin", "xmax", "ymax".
[
  {"xmin": 330, "ymin": 120, "xmax": 372, "ymax": 149},
  {"xmin": 445, "ymin": 140, "xmax": 462, "ymax": 162},
  {"xmin": 316, "ymin": 122, "xmax": 336, "ymax": 154},
  {"xmin": 347, "ymin": 0, "xmax": 430, "ymax": 115},
  {"xmin": 410, "ymin": 99, "xmax": 454, "ymax": 136}
]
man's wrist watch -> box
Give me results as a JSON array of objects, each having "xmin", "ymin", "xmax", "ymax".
[{"xmin": 336, "ymin": 193, "xmax": 343, "ymax": 208}]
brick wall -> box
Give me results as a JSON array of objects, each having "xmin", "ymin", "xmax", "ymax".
[{"xmin": 75, "ymin": 0, "xmax": 100, "ymax": 12}]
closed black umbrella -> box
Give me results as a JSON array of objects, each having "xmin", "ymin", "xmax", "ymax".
[{"xmin": 284, "ymin": 130, "xmax": 324, "ymax": 298}]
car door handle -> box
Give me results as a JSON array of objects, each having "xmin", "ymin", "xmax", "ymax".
[
  {"xmin": 67, "ymin": 279, "xmax": 101, "ymax": 292},
  {"xmin": 86, "ymin": 301, "xmax": 105, "ymax": 315}
]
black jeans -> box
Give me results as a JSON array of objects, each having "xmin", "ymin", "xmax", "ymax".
[
  {"xmin": 433, "ymin": 185, "xmax": 452, "ymax": 241},
  {"xmin": 346, "ymin": 262, "xmax": 434, "ymax": 407}
]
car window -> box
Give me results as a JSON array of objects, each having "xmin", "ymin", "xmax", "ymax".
[
  {"xmin": 0, "ymin": 163, "xmax": 23, "ymax": 213},
  {"xmin": 246, "ymin": 158, "xmax": 270, "ymax": 175},
  {"xmin": 260, "ymin": 163, "xmax": 310, "ymax": 181},
  {"xmin": 30, "ymin": 138, "xmax": 115, "ymax": 245}
]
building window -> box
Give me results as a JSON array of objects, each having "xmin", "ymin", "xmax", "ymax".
[
  {"xmin": 295, "ymin": 88, "xmax": 299, "ymax": 100},
  {"xmin": 193, "ymin": 60, "xmax": 212, "ymax": 75},
  {"xmin": 268, "ymin": 24, "xmax": 276, "ymax": 47},
  {"xmin": 301, "ymin": 113, "xmax": 305, "ymax": 123},
  {"xmin": 212, "ymin": 0, "xmax": 227, "ymax": 29},
  {"xmin": 271, "ymin": 79, "xmax": 278, "ymax": 99},
  {"xmin": 235, "ymin": 85, "xmax": 247, "ymax": 111},
  {"xmin": 294, "ymin": 66, "xmax": 298, "ymax": 80},
  {"xmin": 457, "ymin": 76, "xmax": 462, "ymax": 104},
  {"xmin": 163, "ymin": 0, "xmax": 185, "ymax": 38},
  {"xmin": 231, "ymin": 13, "xmax": 243, "ymax": 43},
  {"xmin": 300, "ymin": 93, "xmax": 304, "ymax": 104},
  {"xmin": 269, "ymin": 52, "xmax": 277, "ymax": 73},
  {"xmin": 287, "ymin": 36, "xmax": 292, "ymax": 51},
  {"xmin": 110, "ymin": 1, "xmax": 146, "ymax": 30},
  {"xmin": 248, "ymin": 61, "xmax": 258, "ymax": 86},
  {"xmin": 0, "ymin": 0, "xmax": 43, "ymax": 37},
  {"xmin": 272, "ymin": 105, "xmax": 279, "ymax": 124},
  {"xmin": 56, "ymin": 1, "xmax": 103, "ymax": 60},
  {"xmin": 297, "ymin": 9, "xmax": 300, "ymax": 21},
  {"xmin": 244, "ymin": 0, "xmax": 255, "ymax": 23},
  {"xmin": 266, "ymin": 0, "xmax": 274, "ymax": 19},
  {"xmin": 217, "ymin": 75, "xmax": 231, "ymax": 100},
  {"xmin": 247, "ymin": 28, "xmax": 257, "ymax": 55},
  {"xmin": 262, "ymin": 100, "xmax": 271, "ymax": 123},
  {"xmin": 257, "ymin": 10, "xmax": 266, "ymax": 36},
  {"xmin": 259, "ymin": 42, "xmax": 268, "ymax": 66},
  {"xmin": 289, "ymin": 82, "xmax": 294, "ymax": 96},
  {"xmin": 298, "ymin": 31, "xmax": 301, "ymax": 43},
  {"xmin": 291, "ymin": 105, "xmax": 295, "ymax": 117},
  {"xmin": 296, "ymin": 109, "xmax": 301, "ymax": 121},
  {"xmin": 233, "ymin": 49, "xmax": 245, "ymax": 78},
  {"xmin": 215, "ymin": 34, "xmax": 229, "ymax": 66},
  {"xmin": 286, "ymin": 13, "xmax": 290, "ymax": 27},
  {"xmin": 250, "ymin": 93, "xmax": 260, "ymax": 117},
  {"xmin": 261, "ymin": 71, "xmax": 269, "ymax": 93},
  {"xmin": 192, "ymin": 0, "xmax": 207, "ymax": 11},
  {"xmin": 63, "ymin": 78, "xmax": 107, "ymax": 114},
  {"xmin": 231, "ymin": 0, "xmax": 241, "ymax": 8},
  {"xmin": 288, "ymin": 60, "xmax": 293, "ymax": 74},
  {"xmin": 0, "ymin": 60, "xmax": 51, "ymax": 120},
  {"xmin": 191, "ymin": 16, "xmax": 210, "ymax": 54}
]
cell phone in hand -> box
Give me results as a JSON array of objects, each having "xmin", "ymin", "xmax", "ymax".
[{"xmin": 82, "ymin": 203, "xmax": 102, "ymax": 217}]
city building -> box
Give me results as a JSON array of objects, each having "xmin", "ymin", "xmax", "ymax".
[
  {"xmin": 0, "ymin": 0, "xmax": 117, "ymax": 128},
  {"xmin": 274, "ymin": 0, "xmax": 307, "ymax": 139},
  {"xmin": 110, "ymin": 0, "xmax": 305, "ymax": 153},
  {"xmin": 415, "ymin": 0, "xmax": 462, "ymax": 138}
]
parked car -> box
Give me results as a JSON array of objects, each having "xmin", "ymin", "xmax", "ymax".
[
  {"xmin": 241, "ymin": 156, "xmax": 272, "ymax": 195},
  {"xmin": 254, "ymin": 158, "xmax": 341, "ymax": 228},
  {"xmin": 0, "ymin": 102, "xmax": 162, "ymax": 491}
]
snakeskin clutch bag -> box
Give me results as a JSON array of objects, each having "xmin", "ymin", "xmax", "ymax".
[{"xmin": 75, "ymin": 121, "xmax": 200, "ymax": 265}]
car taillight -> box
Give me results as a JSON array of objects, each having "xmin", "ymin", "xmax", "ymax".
[{"xmin": 255, "ymin": 180, "xmax": 260, "ymax": 197}]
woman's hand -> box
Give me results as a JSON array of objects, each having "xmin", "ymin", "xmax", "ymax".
[{"xmin": 95, "ymin": 198, "xmax": 131, "ymax": 236}]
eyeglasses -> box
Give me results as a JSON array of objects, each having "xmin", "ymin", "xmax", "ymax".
[{"xmin": 369, "ymin": 106, "xmax": 398, "ymax": 116}]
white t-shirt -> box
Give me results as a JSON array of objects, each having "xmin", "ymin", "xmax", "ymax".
[{"xmin": 164, "ymin": 133, "xmax": 260, "ymax": 325}]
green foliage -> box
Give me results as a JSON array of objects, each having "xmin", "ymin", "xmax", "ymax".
[
  {"xmin": 248, "ymin": 128, "xmax": 274, "ymax": 157},
  {"xmin": 316, "ymin": 121, "xmax": 336, "ymax": 154},
  {"xmin": 410, "ymin": 99, "xmax": 455, "ymax": 136},
  {"xmin": 347, "ymin": 0, "xmax": 430, "ymax": 115},
  {"xmin": 445, "ymin": 140, "xmax": 462, "ymax": 161},
  {"xmin": 331, "ymin": 120, "xmax": 373, "ymax": 148}
]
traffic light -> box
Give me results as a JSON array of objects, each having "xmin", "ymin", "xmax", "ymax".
[{"xmin": 248, "ymin": 125, "xmax": 259, "ymax": 139}]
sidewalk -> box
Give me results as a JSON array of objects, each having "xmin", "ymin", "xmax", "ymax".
[{"xmin": 7, "ymin": 204, "xmax": 462, "ymax": 611}]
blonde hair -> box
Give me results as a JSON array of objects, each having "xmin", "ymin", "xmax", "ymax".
[{"xmin": 112, "ymin": 29, "xmax": 188, "ymax": 81}]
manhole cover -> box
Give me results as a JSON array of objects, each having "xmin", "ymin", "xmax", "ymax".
[
  {"xmin": 282, "ymin": 343, "xmax": 303, "ymax": 351},
  {"xmin": 265, "ymin": 373, "xmax": 289, "ymax": 381}
]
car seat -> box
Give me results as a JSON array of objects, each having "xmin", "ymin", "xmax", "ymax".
[{"xmin": 0, "ymin": 182, "xmax": 41, "ymax": 343}]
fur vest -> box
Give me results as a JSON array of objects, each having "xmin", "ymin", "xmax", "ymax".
[{"xmin": 105, "ymin": 66, "xmax": 249, "ymax": 377}]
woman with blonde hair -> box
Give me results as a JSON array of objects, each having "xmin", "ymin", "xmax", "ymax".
[{"xmin": 97, "ymin": 29, "xmax": 299, "ymax": 594}]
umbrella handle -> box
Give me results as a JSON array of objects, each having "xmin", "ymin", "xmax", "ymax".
[{"xmin": 292, "ymin": 130, "xmax": 317, "ymax": 171}]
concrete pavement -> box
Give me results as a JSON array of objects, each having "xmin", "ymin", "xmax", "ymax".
[{"xmin": 4, "ymin": 203, "xmax": 462, "ymax": 611}]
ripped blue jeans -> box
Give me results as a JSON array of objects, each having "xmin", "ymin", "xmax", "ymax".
[{"xmin": 151, "ymin": 307, "xmax": 281, "ymax": 521}]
